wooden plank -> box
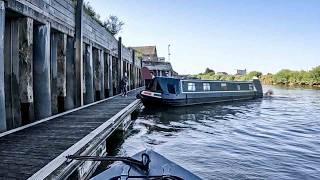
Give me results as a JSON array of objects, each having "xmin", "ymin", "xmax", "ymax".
[
  {"xmin": 28, "ymin": 99, "xmax": 141, "ymax": 180},
  {"xmin": 7, "ymin": 0, "xmax": 74, "ymax": 36},
  {"xmin": 51, "ymin": 0, "xmax": 75, "ymax": 14},
  {"xmin": 0, "ymin": 88, "xmax": 142, "ymax": 179},
  {"xmin": 0, "ymin": 87, "xmax": 134, "ymax": 138},
  {"xmin": 49, "ymin": 1, "xmax": 75, "ymax": 26}
]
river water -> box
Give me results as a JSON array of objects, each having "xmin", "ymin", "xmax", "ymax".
[{"xmin": 102, "ymin": 86, "xmax": 320, "ymax": 179}]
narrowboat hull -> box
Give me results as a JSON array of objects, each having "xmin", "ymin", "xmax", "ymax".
[
  {"xmin": 140, "ymin": 77, "xmax": 263, "ymax": 107},
  {"xmin": 139, "ymin": 90, "xmax": 259, "ymax": 107}
]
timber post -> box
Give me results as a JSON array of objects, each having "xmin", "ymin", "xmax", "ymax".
[
  {"xmin": 33, "ymin": 22, "xmax": 52, "ymax": 120},
  {"xmin": 19, "ymin": 17, "xmax": 34, "ymax": 125},
  {"xmin": 75, "ymin": 0, "xmax": 84, "ymax": 106},
  {"xmin": 0, "ymin": 0, "xmax": 6, "ymax": 132},
  {"xmin": 65, "ymin": 36, "xmax": 76, "ymax": 110},
  {"xmin": 116, "ymin": 37, "xmax": 123, "ymax": 93},
  {"xmin": 92, "ymin": 47, "xmax": 100, "ymax": 101},
  {"xmin": 84, "ymin": 44, "xmax": 94, "ymax": 104},
  {"xmin": 100, "ymin": 50, "xmax": 105, "ymax": 100},
  {"xmin": 108, "ymin": 53, "xmax": 113, "ymax": 96},
  {"xmin": 50, "ymin": 32, "xmax": 58, "ymax": 114},
  {"xmin": 132, "ymin": 50, "xmax": 136, "ymax": 89},
  {"xmin": 56, "ymin": 33, "xmax": 67, "ymax": 112},
  {"xmin": 6, "ymin": 19, "xmax": 21, "ymax": 129},
  {"xmin": 50, "ymin": 32, "xmax": 67, "ymax": 113},
  {"xmin": 103, "ymin": 52, "xmax": 109, "ymax": 98}
]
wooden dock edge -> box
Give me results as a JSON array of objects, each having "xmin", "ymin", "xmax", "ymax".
[
  {"xmin": 0, "ymin": 88, "xmax": 142, "ymax": 138},
  {"xmin": 27, "ymin": 99, "xmax": 142, "ymax": 180}
]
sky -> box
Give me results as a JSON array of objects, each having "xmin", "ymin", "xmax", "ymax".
[{"xmin": 87, "ymin": 0, "xmax": 320, "ymax": 75}]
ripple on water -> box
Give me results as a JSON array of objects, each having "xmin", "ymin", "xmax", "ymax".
[{"xmin": 102, "ymin": 86, "xmax": 320, "ymax": 179}]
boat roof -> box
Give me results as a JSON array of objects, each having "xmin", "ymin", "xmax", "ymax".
[
  {"xmin": 92, "ymin": 150, "xmax": 201, "ymax": 180},
  {"xmin": 155, "ymin": 76, "xmax": 253, "ymax": 83}
]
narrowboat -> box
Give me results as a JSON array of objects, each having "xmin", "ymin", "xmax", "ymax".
[
  {"xmin": 89, "ymin": 149, "xmax": 202, "ymax": 179},
  {"xmin": 139, "ymin": 77, "xmax": 263, "ymax": 107}
]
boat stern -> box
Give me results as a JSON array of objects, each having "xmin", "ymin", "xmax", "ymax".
[{"xmin": 252, "ymin": 78, "xmax": 263, "ymax": 98}]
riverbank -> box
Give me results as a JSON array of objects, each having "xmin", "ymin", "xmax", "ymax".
[{"xmin": 194, "ymin": 66, "xmax": 320, "ymax": 89}]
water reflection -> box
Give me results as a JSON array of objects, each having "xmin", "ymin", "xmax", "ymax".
[{"xmin": 139, "ymin": 99, "xmax": 263, "ymax": 137}]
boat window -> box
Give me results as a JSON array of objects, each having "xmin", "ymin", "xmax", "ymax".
[
  {"xmin": 167, "ymin": 84, "xmax": 176, "ymax": 94},
  {"xmin": 221, "ymin": 83, "xmax": 227, "ymax": 90},
  {"xmin": 146, "ymin": 79, "xmax": 163, "ymax": 92},
  {"xmin": 237, "ymin": 84, "xmax": 241, "ymax": 90},
  {"xmin": 249, "ymin": 84, "xmax": 254, "ymax": 90},
  {"xmin": 146, "ymin": 79, "xmax": 155, "ymax": 91},
  {"xmin": 187, "ymin": 83, "xmax": 196, "ymax": 91},
  {"xmin": 155, "ymin": 82, "xmax": 163, "ymax": 92},
  {"xmin": 203, "ymin": 83, "xmax": 210, "ymax": 91}
]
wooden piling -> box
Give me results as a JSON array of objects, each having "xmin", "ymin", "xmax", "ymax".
[
  {"xmin": 33, "ymin": 22, "xmax": 52, "ymax": 120},
  {"xmin": 100, "ymin": 50, "xmax": 105, "ymax": 100},
  {"xmin": 93, "ymin": 48, "xmax": 101, "ymax": 101},
  {"xmin": 84, "ymin": 44, "xmax": 94, "ymax": 104},
  {"xmin": 75, "ymin": 0, "xmax": 84, "ymax": 106},
  {"xmin": 132, "ymin": 50, "xmax": 136, "ymax": 89},
  {"xmin": 19, "ymin": 17, "xmax": 34, "ymax": 124},
  {"xmin": 4, "ymin": 18, "xmax": 22, "ymax": 129},
  {"xmin": 118, "ymin": 37, "xmax": 123, "ymax": 82},
  {"xmin": 108, "ymin": 54, "xmax": 113, "ymax": 96},
  {"xmin": 65, "ymin": 36, "xmax": 76, "ymax": 110},
  {"xmin": 50, "ymin": 31, "xmax": 67, "ymax": 114},
  {"xmin": 112, "ymin": 56, "xmax": 120, "ymax": 95},
  {"xmin": 104, "ymin": 52, "xmax": 110, "ymax": 98},
  {"xmin": 57, "ymin": 33, "xmax": 67, "ymax": 112},
  {"xmin": 50, "ymin": 32, "xmax": 58, "ymax": 114},
  {"xmin": 0, "ymin": 0, "xmax": 6, "ymax": 132}
]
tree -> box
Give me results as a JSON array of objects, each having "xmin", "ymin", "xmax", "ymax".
[
  {"xmin": 204, "ymin": 68, "xmax": 215, "ymax": 74},
  {"xmin": 273, "ymin": 69, "xmax": 292, "ymax": 84},
  {"xmin": 247, "ymin": 71, "xmax": 262, "ymax": 78},
  {"xmin": 83, "ymin": 2, "xmax": 102, "ymax": 24},
  {"xmin": 104, "ymin": 15, "xmax": 124, "ymax": 36},
  {"xmin": 74, "ymin": 1, "xmax": 124, "ymax": 36},
  {"xmin": 310, "ymin": 66, "xmax": 320, "ymax": 84}
]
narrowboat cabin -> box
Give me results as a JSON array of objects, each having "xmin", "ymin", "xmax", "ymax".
[{"xmin": 139, "ymin": 77, "xmax": 263, "ymax": 107}]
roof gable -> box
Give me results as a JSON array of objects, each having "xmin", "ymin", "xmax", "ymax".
[{"xmin": 131, "ymin": 46, "xmax": 157, "ymax": 56}]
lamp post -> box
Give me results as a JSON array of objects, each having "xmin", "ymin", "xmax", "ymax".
[{"xmin": 168, "ymin": 44, "xmax": 171, "ymax": 62}]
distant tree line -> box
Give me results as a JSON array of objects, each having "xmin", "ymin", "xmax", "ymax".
[
  {"xmin": 196, "ymin": 66, "xmax": 320, "ymax": 87},
  {"xmin": 196, "ymin": 69, "xmax": 262, "ymax": 81},
  {"xmin": 261, "ymin": 66, "xmax": 320, "ymax": 86}
]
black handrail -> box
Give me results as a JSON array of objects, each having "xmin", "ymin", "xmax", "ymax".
[
  {"xmin": 110, "ymin": 175, "xmax": 184, "ymax": 180},
  {"xmin": 66, "ymin": 153, "xmax": 150, "ymax": 171}
]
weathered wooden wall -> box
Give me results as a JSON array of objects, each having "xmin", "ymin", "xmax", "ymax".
[{"xmin": 0, "ymin": 0, "xmax": 142, "ymax": 132}]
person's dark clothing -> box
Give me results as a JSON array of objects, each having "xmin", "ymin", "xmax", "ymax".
[{"xmin": 120, "ymin": 76, "xmax": 128, "ymax": 96}]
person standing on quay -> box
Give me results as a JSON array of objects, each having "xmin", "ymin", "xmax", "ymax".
[{"xmin": 121, "ymin": 72, "xmax": 128, "ymax": 96}]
